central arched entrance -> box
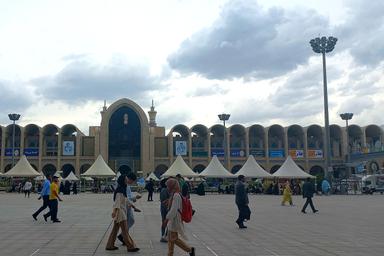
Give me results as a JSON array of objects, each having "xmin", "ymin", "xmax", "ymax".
[{"xmin": 108, "ymin": 106, "xmax": 141, "ymax": 174}]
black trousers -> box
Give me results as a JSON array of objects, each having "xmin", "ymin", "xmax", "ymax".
[
  {"xmin": 44, "ymin": 199, "xmax": 58, "ymax": 221},
  {"xmin": 148, "ymin": 191, "xmax": 153, "ymax": 201},
  {"xmin": 302, "ymin": 197, "xmax": 316, "ymax": 212},
  {"xmin": 33, "ymin": 195, "xmax": 50, "ymax": 217},
  {"xmin": 236, "ymin": 204, "xmax": 251, "ymax": 223}
]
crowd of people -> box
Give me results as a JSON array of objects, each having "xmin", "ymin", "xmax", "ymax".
[{"xmin": 27, "ymin": 172, "xmax": 323, "ymax": 255}]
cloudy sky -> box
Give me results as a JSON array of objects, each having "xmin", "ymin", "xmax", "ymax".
[{"xmin": 0, "ymin": 0, "xmax": 383, "ymax": 133}]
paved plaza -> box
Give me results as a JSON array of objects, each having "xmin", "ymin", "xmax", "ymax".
[{"xmin": 0, "ymin": 192, "xmax": 383, "ymax": 256}]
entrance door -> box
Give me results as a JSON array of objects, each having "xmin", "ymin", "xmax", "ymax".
[{"xmin": 108, "ymin": 106, "xmax": 141, "ymax": 173}]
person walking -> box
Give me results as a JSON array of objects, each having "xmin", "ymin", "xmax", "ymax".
[
  {"xmin": 43, "ymin": 175, "xmax": 63, "ymax": 223},
  {"xmin": 145, "ymin": 178, "xmax": 155, "ymax": 201},
  {"xmin": 24, "ymin": 179, "xmax": 33, "ymax": 198},
  {"xmin": 165, "ymin": 178, "xmax": 195, "ymax": 256},
  {"xmin": 105, "ymin": 174, "xmax": 139, "ymax": 252},
  {"xmin": 321, "ymin": 179, "xmax": 331, "ymax": 195},
  {"xmin": 301, "ymin": 177, "xmax": 318, "ymax": 214},
  {"xmin": 32, "ymin": 175, "xmax": 52, "ymax": 221},
  {"xmin": 235, "ymin": 175, "xmax": 250, "ymax": 229},
  {"xmin": 160, "ymin": 178, "xmax": 170, "ymax": 242},
  {"xmin": 117, "ymin": 172, "xmax": 142, "ymax": 245},
  {"xmin": 281, "ymin": 180, "xmax": 293, "ymax": 206}
]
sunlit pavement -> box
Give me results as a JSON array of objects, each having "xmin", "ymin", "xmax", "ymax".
[{"xmin": 0, "ymin": 192, "xmax": 383, "ymax": 256}]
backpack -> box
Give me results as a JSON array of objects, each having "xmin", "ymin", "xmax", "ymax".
[{"xmin": 179, "ymin": 193, "xmax": 193, "ymax": 223}]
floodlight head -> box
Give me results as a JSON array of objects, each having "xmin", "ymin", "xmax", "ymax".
[
  {"xmin": 218, "ymin": 113, "xmax": 230, "ymax": 121},
  {"xmin": 340, "ymin": 113, "xmax": 353, "ymax": 121},
  {"xmin": 310, "ymin": 36, "xmax": 338, "ymax": 54},
  {"xmin": 8, "ymin": 113, "xmax": 21, "ymax": 121}
]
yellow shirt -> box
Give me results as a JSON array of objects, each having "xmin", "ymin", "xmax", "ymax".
[{"xmin": 49, "ymin": 182, "xmax": 59, "ymax": 200}]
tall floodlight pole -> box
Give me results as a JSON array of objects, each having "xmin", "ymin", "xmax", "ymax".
[
  {"xmin": 340, "ymin": 113, "xmax": 353, "ymax": 176},
  {"xmin": 310, "ymin": 36, "xmax": 338, "ymax": 180},
  {"xmin": 8, "ymin": 113, "xmax": 21, "ymax": 168},
  {"xmin": 218, "ymin": 114, "xmax": 230, "ymax": 169}
]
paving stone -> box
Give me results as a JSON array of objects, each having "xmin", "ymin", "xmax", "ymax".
[{"xmin": 0, "ymin": 192, "xmax": 383, "ymax": 255}]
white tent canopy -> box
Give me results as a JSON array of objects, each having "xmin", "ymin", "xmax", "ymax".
[
  {"xmin": 272, "ymin": 156, "xmax": 315, "ymax": 178},
  {"xmin": 146, "ymin": 172, "xmax": 160, "ymax": 181},
  {"xmin": 63, "ymin": 171, "xmax": 79, "ymax": 181},
  {"xmin": 81, "ymin": 155, "xmax": 116, "ymax": 178},
  {"xmin": 235, "ymin": 155, "xmax": 273, "ymax": 178},
  {"xmin": 82, "ymin": 176, "xmax": 94, "ymax": 181},
  {"xmin": 161, "ymin": 155, "xmax": 199, "ymax": 178},
  {"xmin": 199, "ymin": 155, "xmax": 234, "ymax": 178},
  {"xmin": 53, "ymin": 171, "xmax": 62, "ymax": 179},
  {"xmin": 34, "ymin": 175, "xmax": 45, "ymax": 181},
  {"xmin": 3, "ymin": 155, "xmax": 41, "ymax": 177}
]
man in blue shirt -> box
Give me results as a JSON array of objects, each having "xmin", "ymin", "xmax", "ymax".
[{"xmin": 32, "ymin": 175, "xmax": 52, "ymax": 220}]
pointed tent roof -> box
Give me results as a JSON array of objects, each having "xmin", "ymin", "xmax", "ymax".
[
  {"xmin": 3, "ymin": 155, "xmax": 40, "ymax": 177},
  {"xmin": 53, "ymin": 171, "xmax": 62, "ymax": 179},
  {"xmin": 81, "ymin": 155, "xmax": 116, "ymax": 177},
  {"xmin": 272, "ymin": 156, "xmax": 314, "ymax": 178},
  {"xmin": 199, "ymin": 155, "xmax": 234, "ymax": 178},
  {"xmin": 161, "ymin": 155, "xmax": 199, "ymax": 178},
  {"xmin": 146, "ymin": 172, "xmax": 160, "ymax": 181},
  {"xmin": 34, "ymin": 175, "xmax": 45, "ymax": 181},
  {"xmin": 236, "ymin": 155, "xmax": 273, "ymax": 178},
  {"xmin": 63, "ymin": 171, "xmax": 79, "ymax": 181}
]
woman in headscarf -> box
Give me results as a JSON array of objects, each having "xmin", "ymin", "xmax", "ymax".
[
  {"xmin": 165, "ymin": 178, "xmax": 195, "ymax": 256},
  {"xmin": 105, "ymin": 174, "xmax": 139, "ymax": 252},
  {"xmin": 281, "ymin": 180, "xmax": 293, "ymax": 206},
  {"xmin": 160, "ymin": 178, "xmax": 170, "ymax": 242}
]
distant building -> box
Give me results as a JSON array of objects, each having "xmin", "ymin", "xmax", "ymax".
[{"xmin": 1, "ymin": 98, "xmax": 383, "ymax": 178}]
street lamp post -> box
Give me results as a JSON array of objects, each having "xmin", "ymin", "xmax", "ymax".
[
  {"xmin": 218, "ymin": 113, "xmax": 230, "ymax": 169},
  {"xmin": 310, "ymin": 36, "xmax": 338, "ymax": 180},
  {"xmin": 340, "ymin": 113, "xmax": 353, "ymax": 175},
  {"xmin": 8, "ymin": 113, "xmax": 21, "ymax": 168}
]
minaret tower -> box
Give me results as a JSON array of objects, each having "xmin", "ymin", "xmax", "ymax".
[{"xmin": 148, "ymin": 99, "xmax": 157, "ymax": 127}]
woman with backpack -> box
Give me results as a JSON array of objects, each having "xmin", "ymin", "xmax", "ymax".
[{"xmin": 165, "ymin": 178, "xmax": 195, "ymax": 256}]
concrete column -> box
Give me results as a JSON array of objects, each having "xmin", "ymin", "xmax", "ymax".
[
  {"xmin": 188, "ymin": 135, "xmax": 192, "ymax": 167},
  {"xmin": 0, "ymin": 127, "xmax": 4, "ymax": 172},
  {"xmin": 75, "ymin": 134, "xmax": 81, "ymax": 176},
  {"xmin": 57, "ymin": 132, "xmax": 62, "ymax": 171},
  {"xmin": 265, "ymin": 128, "xmax": 269, "ymax": 171},
  {"xmin": 304, "ymin": 128, "xmax": 309, "ymax": 170},
  {"xmin": 38, "ymin": 130, "xmax": 43, "ymax": 172},
  {"xmin": 168, "ymin": 134, "xmax": 174, "ymax": 163},
  {"xmin": 284, "ymin": 127, "xmax": 288, "ymax": 158},
  {"xmin": 207, "ymin": 131, "xmax": 211, "ymax": 161},
  {"xmin": 245, "ymin": 129, "xmax": 249, "ymax": 157},
  {"xmin": 20, "ymin": 127, "xmax": 25, "ymax": 158}
]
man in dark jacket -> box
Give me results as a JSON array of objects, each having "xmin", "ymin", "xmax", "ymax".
[
  {"xmin": 235, "ymin": 175, "xmax": 250, "ymax": 228},
  {"xmin": 301, "ymin": 177, "xmax": 318, "ymax": 214}
]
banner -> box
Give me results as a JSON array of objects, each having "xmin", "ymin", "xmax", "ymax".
[
  {"xmin": 250, "ymin": 149, "xmax": 265, "ymax": 157},
  {"xmin": 308, "ymin": 149, "xmax": 323, "ymax": 158},
  {"xmin": 62, "ymin": 141, "xmax": 75, "ymax": 156},
  {"xmin": 5, "ymin": 148, "xmax": 20, "ymax": 157},
  {"xmin": 230, "ymin": 150, "xmax": 245, "ymax": 157},
  {"xmin": 24, "ymin": 148, "xmax": 39, "ymax": 156},
  {"xmin": 288, "ymin": 149, "xmax": 304, "ymax": 158},
  {"xmin": 211, "ymin": 149, "xmax": 224, "ymax": 157},
  {"xmin": 269, "ymin": 150, "xmax": 284, "ymax": 158},
  {"xmin": 192, "ymin": 151, "xmax": 208, "ymax": 157},
  {"xmin": 175, "ymin": 141, "xmax": 187, "ymax": 156}
]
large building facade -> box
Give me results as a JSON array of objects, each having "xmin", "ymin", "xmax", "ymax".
[{"xmin": 1, "ymin": 98, "xmax": 383, "ymax": 178}]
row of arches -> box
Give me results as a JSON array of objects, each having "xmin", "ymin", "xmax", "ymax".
[
  {"xmin": 0, "ymin": 124, "xmax": 82, "ymax": 157},
  {"xmin": 169, "ymin": 124, "xmax": 383, "ymax": 158}
]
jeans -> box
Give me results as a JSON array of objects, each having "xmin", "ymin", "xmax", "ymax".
[{"xmin": 33, "ymin": 195, "xmax": 50, "ymax": 217}]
